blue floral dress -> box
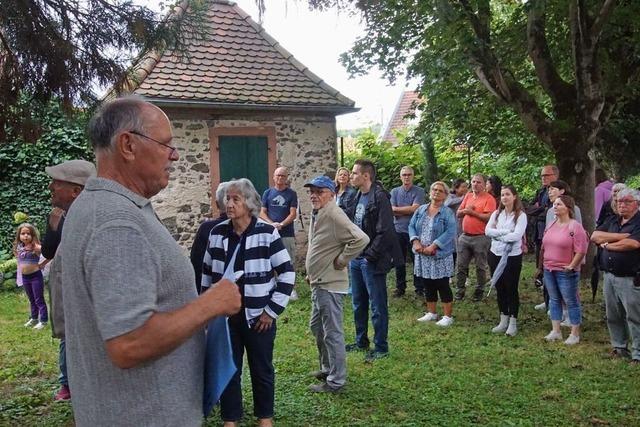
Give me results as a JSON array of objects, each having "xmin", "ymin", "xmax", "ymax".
[{"xmin": 414, "ymin": 214, "xmax": 454, "ymax": 279}]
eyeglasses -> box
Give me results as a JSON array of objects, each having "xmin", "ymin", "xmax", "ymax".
[
  {"xmin": 129, "ymin": 130, "xmax": 178, "ymax": 157},
  {"xmin": 617, "ymin": 199, "xmax": 638, "ymax": 205},
  {"xmin": 401, "ymin": 174, "xmax": 413, "ymax": 177}
]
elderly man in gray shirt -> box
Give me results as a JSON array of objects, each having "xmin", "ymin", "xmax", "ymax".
[
  {"xmin": 59, "ymin": 96, "xmax": 241, "ymax": 426},
  {"xmin": 390, "ymin": 166, "xmax": 426, "ymax": 297}
]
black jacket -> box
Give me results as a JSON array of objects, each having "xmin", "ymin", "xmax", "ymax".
[{"xmin": 345, "ymin": 182, "xmax": 401, "ymax": 273}]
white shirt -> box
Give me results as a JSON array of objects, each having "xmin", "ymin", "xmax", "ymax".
[{"xmin": 485, "ymin": 209, "xmax": 528, "ymax": 256}]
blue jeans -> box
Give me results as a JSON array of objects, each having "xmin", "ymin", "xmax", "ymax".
[
  {"xmin": 543, "ymin": 269, "xmax": 581, "ymax": 325},
  {"xmin": 350, "ymin": 258, "xmax": 388, "ymax": 353},
  {"xmin": 58, "ymin": 339, "xmax": 68, "ymax": 386}
]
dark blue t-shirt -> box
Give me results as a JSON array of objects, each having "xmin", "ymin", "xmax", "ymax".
[
  {"xmin": 261, "ymin": 187, "xmax": 298, "ymax": 237},
  {"xmin": 354, "ymin": 192, "xmax": 369, "ymax": 230}
]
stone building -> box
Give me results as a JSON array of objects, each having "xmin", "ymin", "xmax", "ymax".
[{"xmin": 127, "ymin": 0, "xmax": 357, "ymax": 256}]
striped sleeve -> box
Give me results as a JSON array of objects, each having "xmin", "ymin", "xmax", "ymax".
[
  {"xmin": 201, "ymin": 224, "xmax": 226, "ymax": 292},
  {"xmin": 265, "ymin": 228, "xmax": 295, "ymax": 318}
]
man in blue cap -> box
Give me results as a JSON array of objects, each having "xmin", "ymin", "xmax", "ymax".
[{"xmin": 304, "ymin": 175, "xmax": 369, "ymax": 392}]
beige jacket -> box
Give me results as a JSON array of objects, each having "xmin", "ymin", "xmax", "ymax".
[{"xmin": 305, "ymin": 200, "xmax": 369, "ymax": 292}]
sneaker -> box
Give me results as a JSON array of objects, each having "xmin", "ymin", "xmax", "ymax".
[
  {"xmin": 608, "ymin": 348, "xmax": 631, "ymax": 359},
  {"xmin": 560, "ymin": 319, "xmax": 573, "ymax": 328},
  {"xmin": 393, "ymin": 289, "xmax": 405, "ymax": 298},
  {"xmin": 544, "ymin": 331, "xmax": 563, "ymax": 342},
  {"xmin": 534, "ymin": 302, "xmax": 547, "ymax": 311},
  {"xmin": 454, "ymin": 290, "xmax": 465, "ymax": 301},
  {"xmin": 417, "ymin": 312, "xmax": 439, "ymax": 322},
  {"xmin": 364, "ymin": 350, "xmax": 389, "ymax": 363},
  {"xmin": 308, "ymin": 382, "xmax": 342, "ymax": 393},
  {"xmin": 54, "ymin": 384, "xmax": 71, "ymax": 402},
  {"xmin": 24, "ymin": 319, "xmax": 37, "ymax": 327},
  {"xmin": 472, "ymin": 290, "xmax": 484, "ymax": 302},
  {"xmin": 289, "ymin": 289, "xmax": 299, "ymax": 301},
  {"xmin": 630, "ymin": 359, "xmax": 640, "ymax": 365},
  {"xmin": 345, "ymin": 343, "xmax": 368, "ymax": 352},
  {"xmin": 564, "ymin": 334, "xmax": 580, "ymax": 345},
  {"xmin": 310, "ymin": 370, "xmax": 328, "ymax": 381},
  {"xmin": 435, "ymin": 316, "xmax": 454, "ymax": 327},
  {"xmin": 33, "ymin": 322, "xmax": 47, "ymax": 330}
]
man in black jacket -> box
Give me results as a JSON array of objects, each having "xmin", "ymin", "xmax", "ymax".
[{"xmin": 344, "ymin": 159, "xmax": 396, "ymax": 362}]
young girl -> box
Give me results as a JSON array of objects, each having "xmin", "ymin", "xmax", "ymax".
[
  {"xmin": 13, "ymin": 223, "xmax": 48, "ymax": 329},
  {"xmin": 485, "ymin": 185, "xmax": 528, "ymax": 336}
]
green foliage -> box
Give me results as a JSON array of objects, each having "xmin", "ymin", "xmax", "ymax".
[
  {"xmin": 0, "ymin": 100, "xmax": 93, "ymax": 251},
  {"xmin": 346, "ymin": 129, "xmax": 425, "ymax": 190}
]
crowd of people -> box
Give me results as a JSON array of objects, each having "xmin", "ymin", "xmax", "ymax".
[{"xmin": 11, "ymin": 95, "xmax": 640, "ymax": 426}]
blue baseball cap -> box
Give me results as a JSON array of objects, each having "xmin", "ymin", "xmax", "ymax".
[{"xmin": 304, "ymin": 175, "xmax": 336, "ymax": 193}]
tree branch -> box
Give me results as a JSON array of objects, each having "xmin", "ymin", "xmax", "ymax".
[
  {"xmin": 526, "ymin": 0, "xmax": 576, "ymax": 115},
  {"xmin": 591, "ymin": 0, "xmax": 616, "ymax": 43}
]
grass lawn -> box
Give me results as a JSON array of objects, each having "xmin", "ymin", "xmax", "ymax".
[{"xmin": 1, "ymin": 258, "xmax": 638, "ymax": 426}]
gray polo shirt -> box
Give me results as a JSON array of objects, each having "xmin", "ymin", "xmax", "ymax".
[
  {"xmin": 390, "ymin": 185, "xmax": 426, "ymax": 233},
  {"xmin": 60, "ymin": 178, "xmax": 203, "ymax": 426}
]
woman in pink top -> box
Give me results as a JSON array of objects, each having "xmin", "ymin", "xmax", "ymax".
[{"xmin": 540, "ymin": 195, "xmax": 588, "ymax": 345}]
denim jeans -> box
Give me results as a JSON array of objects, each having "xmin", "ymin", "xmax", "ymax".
[
  {"xmin": 349, "ymin": 257, "xmax": 389, "ymax": 353},
  {"xmin": 58, "ymin": 339, "xmax": 68, "ymax": 386},
  {"xmin": 543, "ymin": 269, "xmax": 581, "ymax": 324}
]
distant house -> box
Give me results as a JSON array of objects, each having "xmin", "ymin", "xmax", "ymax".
[
  {"xmin": 125, "ymin": 0, "xmax": 357, "ymax": 250},
  {"xmin": 380, "ymin": 90, "xmax": 422, "ymax": 144}
]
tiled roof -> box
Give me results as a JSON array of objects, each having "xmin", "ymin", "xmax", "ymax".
[
  {"xmin": 381, "ymin": 91, "xmax": 422, "ymax": 143},
  {"xmin": 131, "ymin": 0, "xmax": 357, "ymax": 113}
]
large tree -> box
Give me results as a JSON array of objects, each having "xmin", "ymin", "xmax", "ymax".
[
  {"xmin": 0, "ymin": 0, "xmax": 206, "ymax": 142},
  {"xmin": 309, "ymin": 0, "xmax": 640, "ymax": 230}
]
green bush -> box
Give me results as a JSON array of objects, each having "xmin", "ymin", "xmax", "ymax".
[{"xmin": 0, "ymin": 100, "xmax": 93, "ymax": 251}]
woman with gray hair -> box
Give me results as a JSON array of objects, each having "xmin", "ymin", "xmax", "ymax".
[{"xmin": 202, "ymin": 178, "xmax": 295, "ymax": 427}]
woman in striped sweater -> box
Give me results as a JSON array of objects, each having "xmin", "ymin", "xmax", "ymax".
[{"xmin": 202, "ymin": 178, "xmax": 295, "ymax": 427}]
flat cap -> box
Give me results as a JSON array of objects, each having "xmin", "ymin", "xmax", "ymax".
[{"xmin": 45, "ymin": 159, "xmax": 96, "ymax": 186}]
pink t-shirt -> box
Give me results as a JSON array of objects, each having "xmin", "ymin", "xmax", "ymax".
[{"xmin": 542, "ymin": 220, "xmax": 589, "ymax": 271}]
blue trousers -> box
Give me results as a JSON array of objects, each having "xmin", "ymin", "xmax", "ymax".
[
  {"xmin": 544, "ymin": 269, "xmax": 581, "ymax": 325},
  {"xmin": 349, "ymin": 258, "xmax": 389, "ymax": 353}
]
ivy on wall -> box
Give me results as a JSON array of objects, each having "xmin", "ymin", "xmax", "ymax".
[{"xmin": 0, "ymin": 100, "xmax": 93, "ymax": 251}]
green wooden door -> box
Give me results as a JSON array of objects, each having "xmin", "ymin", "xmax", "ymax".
[{"xmin": 218, "ymin": 136, "xmax": 269, "ymax": 195}]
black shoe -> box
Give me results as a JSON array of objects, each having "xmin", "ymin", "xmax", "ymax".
[
  {"xmin": 308, "ymin": 382, "xmax": 342, "ymax": 393},
  {"xmin": 608, "ymin": 348, "xmax": 631, "ymax": 359},
  {"xmin": 472, "ymin": 290, "xmax": 484, "ymax": 302},
  {"xmin": 345, "ymin": 343, "xmax": 368, "ymax": 352},
  {"xmin": 454, "ymin": 290, "xmax": 465, "ymax": 301},
  {"xmin": 309, "ymin": 370, "xmax": 328, "ymax": 381},
  {"xmin": 364, "ymin": 350, "xmax": 389, "ymax": 363},
  {"xmin": 393, "ymin": 289, "xmax": 405, "ymax": 298}
]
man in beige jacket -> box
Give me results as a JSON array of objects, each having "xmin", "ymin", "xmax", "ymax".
[{"xmin": 304, "ymin": 175, "xmax": 369, "ymax": 393}]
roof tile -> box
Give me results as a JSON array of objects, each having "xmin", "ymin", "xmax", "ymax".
[{"xmin": 131, "ymin": 0, "xmax": 355, "ymax": 111}]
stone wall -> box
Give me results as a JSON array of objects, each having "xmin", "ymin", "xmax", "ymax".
[{"xmin": 151, "ymin": 110, "xmax": 338, "ymax": 264}]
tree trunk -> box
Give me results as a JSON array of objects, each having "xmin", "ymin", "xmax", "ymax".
[
  {"xmin": 555, "ymin": 135, "xmax": 596, "ymax": 276},
  {"xmin": 421, "ymin": 132, "xmax": 438, "ymax": 185}
]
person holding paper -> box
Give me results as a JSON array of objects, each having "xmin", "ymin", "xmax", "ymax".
[
  {"xmin": 203, "ymin": 178, "xmax": 295, "ymax": 427},
  {"xmin": 59, "ymin": 96, "xmax": 241, "ymax": 426}
]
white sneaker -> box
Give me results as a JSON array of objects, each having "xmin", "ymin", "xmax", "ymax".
[
  {"xmin": 564, "ymin": 334, "xmax": 580, "ymax": 345},
  {"xmin": 24, "ymin": 319, "xmax": 37, "ymax": 327},
  {"xmin": 33, "ymin": 322, "xmax": 47, "ymax": 330},
  {"xmin": 505, "ymin": 317, "xmax": 518, "ymax": 337},
  {"xmin": 289, "ymin": 290, "xmax": 299, "ymax": 301},
  {"xmin": 544, "ymin": 331, "xmax": 563, "ymax": 342},
  {"xmin": 436, "ymin": 316, "xmax": 454, "ymax": 327},
  {"xmin": 417, "ymin": 312, "xmax": 439, "ymax": 322},
  {"xmin": 534, "ymin": 302, "xmax": 546, "ymax": 311}
]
